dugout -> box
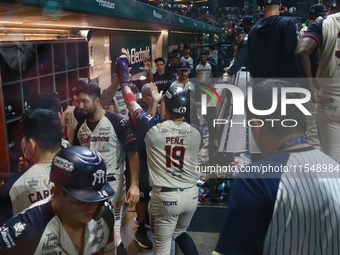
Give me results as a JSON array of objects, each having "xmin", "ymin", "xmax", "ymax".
[{"xmin": 0, "ymin": 0, "xmax": 222, "ymax": 176}]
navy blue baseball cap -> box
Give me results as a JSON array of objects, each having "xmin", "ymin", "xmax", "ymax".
[
  {"xmin": 202, "ymin": 49, "xmax": 210, "ymax": 55},
  {"xmin": 154, "ymin": 57, "xmax": 165, "ymax": 64},
  {"xmin": 255, "ymin": 12, "xmax": 265, "ymax": 21},
  {"xmin": 309, "ymin": 4, "xmax": 328, "ymax": 16},
  {"xmin": 183, "ymin": 43, "xmax": 191, "ymax": 49},
  {"xmin": 330, "ymin": 0, "xmax": 337, "ymax": 10},
  {"xmin": 241, "ymin": 15, "xmax": 254, "ymax": 25},
  {"xmin": 233, "ymin": 26, "xmax": 245, "ymax": 35},
  {"xmin": 264, "ymin": 0, "xmax": 281, "ymax": 6},
  {"xmin": 168, "ymin": 51, "xmax": 178, "ymax": 59},
  {"xmin": 177, "ymin": 60, "xmax": 191, "ymax": 71}
]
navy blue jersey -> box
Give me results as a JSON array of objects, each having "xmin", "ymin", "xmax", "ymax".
[
  {"xmin": 227, "ymin": 39, "xmax": 248, "ymax": 76},
  {"xmin": 248, "ymin": 15, "xmax": 297, "ymax": 79},
  {"xmin": 214, "ymin": 147, "xmax": 340, "ymax": 255},
  {"xmin": 0, "ymin": 198, "xmax": 115, "ymax": 255},
  {"xmin": 153, "ymin": 71, "xmax": 175, "ymax": 94}
]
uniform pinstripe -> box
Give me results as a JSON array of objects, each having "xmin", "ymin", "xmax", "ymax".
[{"xmin": 214, "ymin": 147, "xmax": 340, "ymax": 255}]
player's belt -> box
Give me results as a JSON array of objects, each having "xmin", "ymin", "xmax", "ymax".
[
  {"xmin": 324, "ymin": 91, "xmax": 340, "ymax": 97},
  {"xmin": 161, "ymin": 187, "xmax": 192, "ymax": 192}
]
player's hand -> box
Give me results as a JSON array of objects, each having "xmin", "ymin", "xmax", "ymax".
[
  {"xmin": 115, "ymin": 57, "xmax": 132, "ymax": 85},
  {"xmin": 190, "ymin": 98, "xmax": 200, "ymax": 107},
  {"xmin": 150, "ymin": 82, "xmax": 163, "ymax": 103},
  {"xmin": 311, "ymin": 90, "xmax": 329, "ymax": 103},
  {"xmin": 139, "ymin": 56, "xmax": 152, "ymax": 72},
  {"xmin": 223, "ymin": 67, "xmax": 229, "ymax": 78},
  {"xmin": 125, "ymin": 184, "xmax": 140, "ymax": 207}
]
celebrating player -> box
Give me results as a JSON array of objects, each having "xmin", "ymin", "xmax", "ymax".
[
  {"xmin": 0, "ymin": 109, "xmax": 61, "ymax": 224},
  {"xmin": 73, "ymin": 83, "xmax": 139, "ymax": 254},
  {"xmin": 0, "ymin": 146, "xmax": 116, "ymax": 255},
  {"xmin": 118, "ymin": 75, "xmax": 202, "ymax": 254}
]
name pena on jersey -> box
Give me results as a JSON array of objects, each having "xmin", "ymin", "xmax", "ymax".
[
  {"xmin": 166, "ymin": 137, "xmax": 183, "ymax": 145},
  {"xmin": 162, "ymin": 201, "xmax": 178, "ymax": 206}
]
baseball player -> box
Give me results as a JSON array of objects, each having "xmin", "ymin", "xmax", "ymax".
[
  {"xmin": 247, "ymin": 0, "xmax": 298, "ymax": 80},
  {"xmin": 213, "ymin": 79, "xmax": 340, "ymax": 255},
  {"xmin": 170, "ymin": 60, "xmax": 201, "ymax": 125},
  {"xmin": 0, "ymin": 109, "xmax": 61, "ymax": 225},
  {"xmin": 0, "ymin": 146, "xmax": 116, "ymax": 255},
  {"xmin": 119, "ymin": 80, "xmax": 201, "ymax": 255},
  {"xmin": 73, "ymin": 83, "xmax": 139, "ymax": 254},
  {"xmin": 64, "ymin": 79, "xmax": 89, "ymax": 145},
  {"xmin": 180, "ymin": 44, "xmax": 194, "ymax": 69},
  {"xmin": 126, "ymin": 83, "xmax": 158, "ymax": 249},
  {"xmin": 33, "ymin": 92, "xmax": 70, "ymax": 148},
  {"xmin": 153, "ymin": 57, "xmax": 175, "ymax": 95},
  {"xmin": 295, "ymin": 0, "xmax": 340, "ymax": 161},
  {"xmin": 196, "ymin": 51, "xmax": 213, "ymax": 85}
]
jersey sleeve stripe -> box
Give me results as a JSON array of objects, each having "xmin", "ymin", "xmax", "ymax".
[
  {"xmin": 123, "ymin": 137, "xmax": 136, "ymax": 146},
  {"xmin": 133, "ymin": 109, "xmax": 142, "ymax": 129},
  {"xmin": 304, "ymin": 34, "xmax": 321, "ymax": 47}
]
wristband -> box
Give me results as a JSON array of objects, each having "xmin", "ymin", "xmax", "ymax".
[{"xmin": 124, "ymin": 93, "xmax": 136, "ymax": 104}]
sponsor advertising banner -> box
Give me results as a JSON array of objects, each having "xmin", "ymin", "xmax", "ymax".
[{"xmin": 110, "ymin": 34, "xmax": 151, "ymax": 75}]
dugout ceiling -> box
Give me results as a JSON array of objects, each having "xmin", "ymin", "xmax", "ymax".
[{"xmin": 0, "ymin": 0, "xmax": 222, "ymax": 42}]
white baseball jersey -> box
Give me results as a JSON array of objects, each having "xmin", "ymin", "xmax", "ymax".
[
  {"xmin": 305, "ymin": 13, "xmax": 340, "ymax": 161},
  {"xmin": 170, "ymin": 79, "xmax": 196, "ymax": 92},
  {"xmin": 305, "ymin": 12, "xmax": 340, "ymax": 94},
  {"xmin": 0, "ymin": 197, "xmax": 115, "ymax": 255},
  {"xmin": 75, "ymin": 111, "xmax": 137, "ymax": 177},
  {"xmin": 0, "ymin": 163, "xmax": 53, "ymax": 225},
  {"xmin": 180, "ymin": 56, "xmax": 194, "ymax": 69},
  {"xmin": 196, "ymin": 62, "xmax": 213, "ymax": 84},
  {"xmin": 133, "ymin": 109, "xmax": 201, "ymax": 188}
]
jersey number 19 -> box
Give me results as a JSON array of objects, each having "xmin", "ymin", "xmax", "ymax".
[{"xmin": 164, "ymin": 145, "xmax": 186, "ymax": 169}]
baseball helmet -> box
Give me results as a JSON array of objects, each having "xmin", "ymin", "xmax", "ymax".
[
  {"xmin": 50, "ymin": 146, "xmax": 115, "ymax": 202},
  {"xmin": 163, "ymin": 86, "xmax": 190, "ymax": 117}
]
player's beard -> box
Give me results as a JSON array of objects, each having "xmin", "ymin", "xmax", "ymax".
[{"xmin": 80, "ymin": 105, "xmax": 96, "ymax": 119}]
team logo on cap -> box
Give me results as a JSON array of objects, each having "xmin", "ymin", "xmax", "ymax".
[
  {"xmin": 165, "ymin": 90, "xmax": 172, "ymax": 99},
  {"xmin": 267, "ymin": 0, "xmax": 272, "ymax": 4},
  {"xmin": 53, "ymin": 156, "xmax": 74, "ymax": 172},
  {"xmin": 92, "ymin": 170, "xmax": 105, "ymax": 186},
  {"xmin": 173, "ymin": 106, "xmax": 187, "ymax": 114}
]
